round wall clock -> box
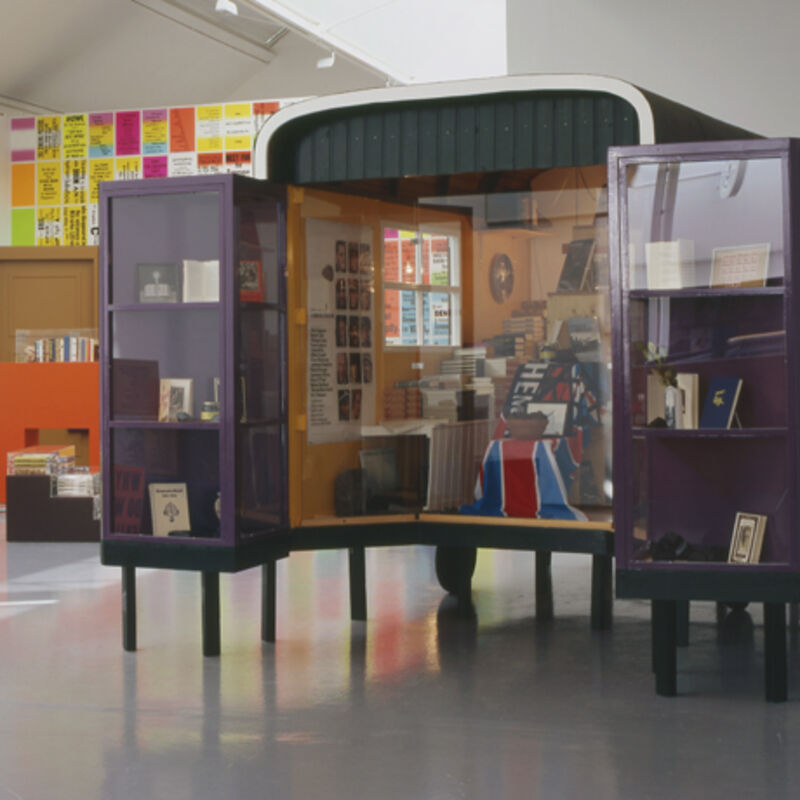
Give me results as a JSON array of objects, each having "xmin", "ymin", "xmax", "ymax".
[
  {"xmin": 489, "ymin": 253, "xmax": 514, "ymax": 303},
  {"xmin": 718, "ymin": 160, "xmax": 746, "ymax": 198}
]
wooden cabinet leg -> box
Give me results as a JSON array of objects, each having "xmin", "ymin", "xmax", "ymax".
[
  {"xmin": 652, "ymin": 599, "xmax": 677, "ymax": 696},
  {"xmin": 590, "ymin": 554, "xmax": 613, "ymax": 630},
  {"xmin": 261, "ymin": 560, "xmax": 276, "ymax": 643},
  {"xmin": 348, "ymin": 546, "xmax": 367, "ymax": 621},
  {"xmin": 122, "ymin": 566, "xmax": 136, "ymax": 652},
  {"xmin": 202, "ymin": 572, "xmax": 220, "ymax": 657},
  {"xmin": 535, "ymin": 551, "xmax": 554, "ymax": 622},
  {"xmin": 764, "ymin": 602, "xmax": 787, "ymax": 703}
]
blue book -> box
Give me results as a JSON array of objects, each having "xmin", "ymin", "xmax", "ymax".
[{"xmin": 699, "ymin": 377, "xmax": 743, "ymax": 428}]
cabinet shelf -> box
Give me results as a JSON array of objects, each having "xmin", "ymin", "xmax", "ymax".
[
  {"xmin": 631, "ymin": 426, "xmax": 788, "ymax": 439},
  {"xmin": 628, "ymin": 286, "xmax": 784, "ymax": 300},
  {"xmin": 109, "ymin": 420, "xmax": 221, "ymax": 431},
  {"xmin": 109, "ymin": 302, "xmax": 219, "ymax": 312}
]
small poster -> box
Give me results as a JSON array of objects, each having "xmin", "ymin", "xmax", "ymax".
[
  {"xmin": 37, "ymin": 162, "xmax": 61, "ymax": 206},
  {"xmin": 63, "ymin": 206, "xmax": 88, "ymax": 246},
  {"xmin": 142, "ymin": 109, "xmax": 168, "ymax": 155},
  {"xmin": 115, "ymin": 111, "xmax": 141, "ymax": 156},
  {"xmin": 63, "ymin": 114, "xmax": 88, "ymax": 159},
  {"xmin": 89, "ymin": 113, "xmax": 114, "ymax": 158},
  {"xmin": 63, "ymin": 159, "xmax": 88, "ymax": 205},
  {"xmin": 11, "ymin": 117, "xmax": 36, "ymax": 162},
  {"xmin": 115, "ymin": 156, "xmax": 142, "ymax": 180},
  {"xmin": 169, "ymin": 153, "xmax": 197, "ymax": 176},
  {"xmin": 37, "ymin": 116, "xmax": 61, "ymax": 160},
  {"xmin": 306, "ymin": 219, "xmax": 376, "ymax": 444},
  {"xmin": 89, "ymin": 159, "xmax": 114, "ymax": 202},
  {"xmin": 197, "ymin": 105, "xmax": 224, "ymax": 151},
  {"xmin": 170, "ymin": 107, "xmax": 195, "ymax": 152}
]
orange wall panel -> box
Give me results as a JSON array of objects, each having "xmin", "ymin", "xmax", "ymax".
[{"xmin": 0, "ymin": 363, "xmax": 100, "ymax": 502}]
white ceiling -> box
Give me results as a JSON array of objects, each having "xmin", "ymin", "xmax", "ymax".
[{"xmin": 0, "ymin": 0, "xmax": 506, "ymax": 116}]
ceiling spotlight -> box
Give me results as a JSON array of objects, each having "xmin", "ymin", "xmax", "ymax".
[
  {"xmin": 215, "ymin": 0, "xmax": 238, "ymax": 15},
  {"xmin": 316, "ymin": 51, "xmax": 336, "ymax": 69}
]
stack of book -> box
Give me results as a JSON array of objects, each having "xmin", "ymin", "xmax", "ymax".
[
  {"xmin": 54, "ymin": 470, "xmax": 101, "ymax": 497},
  {"xmin": 483, "ymin": 333, "xmax": 527, "ymax": 359},
  {"xmin": 382, "ymin": 385, "xmax": 422, "ymax": 420},
  {"xmin": 438, "ymin": 347, "xmax": 487, "ymax": 377},
  {"xmin": 503, "ymin": 314, "xmax": 546, "ymax": 344},
  {"xmin": 6, "ymin": 445, "xmax": 76, "ymax": 476}
]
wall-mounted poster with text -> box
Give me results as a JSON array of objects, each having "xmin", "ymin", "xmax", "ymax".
[{"xmin": 8, "ymin": 98, "xmax": 293, "ymax": 247}]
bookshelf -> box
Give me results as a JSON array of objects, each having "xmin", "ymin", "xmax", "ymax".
[
  {"xmin": 609, "ymin": 138, "xmax": 800, "ymax": 700},
  {"xmin": 99, "ymin": 174, "xmax": 291, "ymax": 654}
]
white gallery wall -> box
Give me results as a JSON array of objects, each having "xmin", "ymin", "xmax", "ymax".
[{"xmin": 506, "ymin": 0, "xmax": 800, "ymax": 137}]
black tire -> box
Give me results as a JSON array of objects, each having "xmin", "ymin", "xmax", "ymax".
[{"xmin": 435, "ymin": 546, "xmax": 477, "ymax": 594}]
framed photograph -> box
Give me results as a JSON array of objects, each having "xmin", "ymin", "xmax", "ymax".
[
  {"xmin": 158, "ymin": 378, "xmax": 194, "ymax": 421},
  {"xmin": 239, "ymin": 259, "xmax": 263, "ymax": 302},
  {"xmin": 727, "ymin": 511, "xmax": 767, "ymax": 564},
  {"xmin": 710, "ymin": 243, "xmax": 770, "ymax": 288},
  {"xmin": 137, "ymin": 262, "xmax": 179, "ymax": 303}
]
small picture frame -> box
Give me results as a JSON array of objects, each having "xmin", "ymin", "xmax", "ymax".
[
  {"xmin": 137, "ymin": 262, "xmax": 179, "ymax": 303},
  {"xmin": 158, "ymin": 378, "xmax": 194, "ymax": 421},
  {"xmin": 239, "ymin": 259, "xmax": 263, "ymax": 302},
  {"xmin": 710, "ymin": 243, "xmax": 770, "ymax": 289},
  {"xmin": 728, "ymin": 511, "xmax": 767, "ymax": 564}
]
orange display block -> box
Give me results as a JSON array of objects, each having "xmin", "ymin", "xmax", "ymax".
[{"xmin": 0, "ymin": 363, "xmax": 100, "ymax": 503}]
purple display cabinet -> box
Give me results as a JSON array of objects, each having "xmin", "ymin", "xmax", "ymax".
[
  {"xmin": 608, "ymin": 138, "xmax": 800, "ymax": 700},
  {"xmin": 99, "ymin": 174, "xmax": 290, "ymax": 655}
]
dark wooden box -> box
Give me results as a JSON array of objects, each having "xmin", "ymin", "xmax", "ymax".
[{"xmin": 6, "ymin": 475, "xmax": 99, "ymax": 542}]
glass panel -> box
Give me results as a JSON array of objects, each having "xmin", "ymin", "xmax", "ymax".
[
  {"xmin": 111, "ymin": 308, "xmax": 220, "ymax": 422},
  {"xmin": 292, "ymin": 165, "xmax": 613, "ymax": 522},
  {"xmin": 240, "ymin": 309, "xmax": 282, "ymax": 422},
  {"xmin": 111, "ymin": 427, "xmax": 220, "ymax": 538},
  {"xmin": 629, "ymin": 295, "xmax": 786, "ymax": 430},
  {"xmin": 238, "ymin": 199, "xmax": 281, "ymax": 305},
  {"xmin": 110, "ymin": 191, "xmax": 220, "ymax": 306},
  {"xmin": 237, "ymin": 424, "xmax": 286, "ymax": 534},
  {"xmin": 625, "ymin": 158, "xmax": 783, "ymax": 290},
  {"xmin": 631, "ymin": 436, "xmax": 790, "ymax": 566},
  {"xmin": 422, "ymin": 292, "xmax": 452, "ymax": 346}
]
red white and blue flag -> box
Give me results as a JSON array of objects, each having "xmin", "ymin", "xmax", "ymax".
[{"xmin": 460, "ymin": 434, "xmax": 586, "ymax": 521}]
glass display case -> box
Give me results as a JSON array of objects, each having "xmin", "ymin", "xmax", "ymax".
[
  {"xmin": 609, "ymin": 138, "xmax": 800, "ymax": 699},
  {"xmin": 99, "ymin": 174, "xmax": 289, "ymax": 573}
]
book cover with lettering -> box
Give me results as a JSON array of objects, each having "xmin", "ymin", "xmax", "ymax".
[{"xmin": 699, "ymin": 377, "xmax": 743, "ymax": 428}]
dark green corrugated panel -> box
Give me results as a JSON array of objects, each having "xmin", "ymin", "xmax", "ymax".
[{"xmin": 268, "ymin": 91, "xmax": 641, "ymax": 183}]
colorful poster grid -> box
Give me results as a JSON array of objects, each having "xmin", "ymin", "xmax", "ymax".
[{"xmin": 9, "ymin": 100, "xmax": 287, "ymax": 247}]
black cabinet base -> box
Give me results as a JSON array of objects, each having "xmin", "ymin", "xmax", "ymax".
[{"xmin": 649, "ymin": 597, "xmax": 789, "ymax": 701}]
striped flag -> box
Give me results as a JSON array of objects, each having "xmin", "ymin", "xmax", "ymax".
[{"xmin": 460, "ymin": 434, "xmax": 586, "ymax": 521}]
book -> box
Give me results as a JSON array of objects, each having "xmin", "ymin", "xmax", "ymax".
[
  {"xmin": 645, "ymin": 239, "xmax": 695, "ymax": 289},
  {"xmin": 699, "ymin": 377, "xmax": 742, "ymax": 429},
  {"xmin": 556, "ymin": 238, "xmax": 595, "ymax": 292},
  {"xmin": 646, "ymin": 374, "xmax": 666, "ymax": 425},
  {"xmin": 676, "ymin": 372, "xmax": 699, "ymax": 429},
  {"xmin": 148, "ymin": 482, "xmax": 191, "ymax": 537},
  {"xmin": 182, "ymin": 259, "xmax": 219, "ymax": 302}
]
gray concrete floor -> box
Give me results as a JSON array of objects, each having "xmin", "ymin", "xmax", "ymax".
[{"xmin": 0, "ymin": 511, "xmax": 798, "ymax": 799}]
